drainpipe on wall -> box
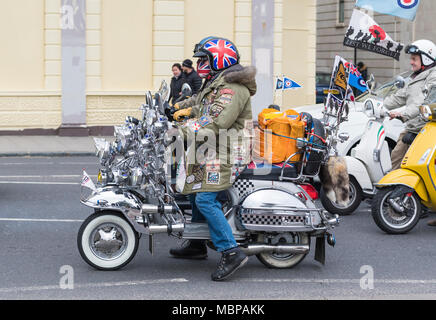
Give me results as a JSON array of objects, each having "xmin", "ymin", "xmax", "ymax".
[
  {"xmin": 59, "ymin": 0, "xmax": 87, "ymax": 136},
  {"xmin": 251, "ymin": 0, "xmax": 274, "ymax": 119}
]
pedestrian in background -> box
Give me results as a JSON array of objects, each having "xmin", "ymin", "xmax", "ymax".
[
  {"xmin": 182, "ymin": 59, "xmax": 202, "ymax": 95},
  {"xmin": 170, "ymin": 63, "xmax": 186, "ymax": 105},
  {"xmin": 357, "ymin": 61, "xmax": 368, "ymax": 82}
]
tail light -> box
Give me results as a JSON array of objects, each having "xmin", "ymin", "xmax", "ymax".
[{"xmin": 300, "ymin": 184, "xmax": 319, "ymax": 200}]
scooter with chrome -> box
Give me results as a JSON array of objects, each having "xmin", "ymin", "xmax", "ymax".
[
  {"xmin": 371, "ymin": 85, "xmax": 436, "ymax": 234},
  {"xmin": 77, "ymin": 81, "xmax": 340, "ymax": 272}
]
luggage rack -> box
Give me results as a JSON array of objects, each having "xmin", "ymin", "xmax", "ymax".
[{"xmin": 278, "ymin": 138, "xmax": 328, "ymax": 182}]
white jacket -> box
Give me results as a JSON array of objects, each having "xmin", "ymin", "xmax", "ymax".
[{"xmin": 384, "ymin": 66, "xmax": 436, "ymax": 133}]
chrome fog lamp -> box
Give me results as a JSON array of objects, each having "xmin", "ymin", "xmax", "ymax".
[
  {"xmin": 129, "ymin": 167, "xmax": 144, "ymax": 186},
  {"xmin": 364, "ymin": 100, "xmax": 375, "ymax": 118}
]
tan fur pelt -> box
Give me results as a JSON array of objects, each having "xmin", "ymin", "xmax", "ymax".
[{"xmin": 319, "ymin": 156, "xmax": 350, "ymax": 206}]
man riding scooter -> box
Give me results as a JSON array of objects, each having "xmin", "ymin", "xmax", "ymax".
[
  {"xmin": 382, "ymin": 39, "xmax": 436, "ymax": 226},
  {"xmin": 385, "ymin": 40, "xmax": 436, "ymax": 170},
  {"xmin": 170, "ymin": 37, "xmax": 257, "ymax": 281}
]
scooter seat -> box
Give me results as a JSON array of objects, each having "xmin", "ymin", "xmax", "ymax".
[{"xmin": 237, "ymin": 165, "xmax": 298, "ymax": 181}]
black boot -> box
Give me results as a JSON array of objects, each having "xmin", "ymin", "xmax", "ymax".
[
  {"xmin": 169, "ymin": 240, "xmax": 207, "ymax": 259},
  {"xmin": 211, "ymin": 247, "xmax": 248, "ymax": 281}
]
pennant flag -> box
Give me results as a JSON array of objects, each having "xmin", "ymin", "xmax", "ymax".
[
  {"xmin": 81, "ymin": 170, "xmax": 96, "ymax": 191},
  {"xmin": 344, "ymin": 9, "xmax": 404, "ymax": 61},
  {"xmin": 283, "ymin": 77, "xmax": 302, "ymax": 90},
  {"xmin": 344, "ymin": 61, "xmax": 369, "ymax": 93},
  {"xmin": 356, "ymin": 0, "xmax": 420, "ymax": 21},
  {"xmin": 346, "ymin": 85, "xmax": 356, "ymax": 103},
  {"xmin": 327, "ymin": 55, "xmax": 351, "ymax": 103},
  {"xmin": 276, "ymin": 78, "xmax": 284, "ymax": 90}
]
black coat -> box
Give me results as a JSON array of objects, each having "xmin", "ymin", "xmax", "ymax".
[
  {"xmin": 183, "ymin": 70, "xmax": 203, "ymax": 95},
  {"xmin": 170, "ymin": 75, "xmax": 186, "ymax": 105}
]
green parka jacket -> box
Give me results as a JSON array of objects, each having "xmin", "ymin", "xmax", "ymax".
[{"xmin": 175, "ymin": 64, "xmax": 257, "ymax": 194}]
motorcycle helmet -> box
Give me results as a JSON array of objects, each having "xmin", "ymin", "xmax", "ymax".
[
  {"xmin": 193, "ymin": 36, "xmax": 217, "ymax": 57},
  {"xmin": 194, "ymin": 37, "xmax": 240, "ymax": 72},
  {"xmin": 405, "ymin": 39, "xmax": 436, "ymax": 67}
]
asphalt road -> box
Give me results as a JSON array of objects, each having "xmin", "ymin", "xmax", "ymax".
[{"xmin": 1, "ymin": 156, "xmax": 436, "ymax": 300}]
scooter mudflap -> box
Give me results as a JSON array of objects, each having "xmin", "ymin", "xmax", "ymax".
[
  {"xmin": 149, "ymin": 234, "xmax": 154, "ymax": 256},
  {"xmin": 314, "ymin": 236, "xmax": 326, "ymax": 265}
]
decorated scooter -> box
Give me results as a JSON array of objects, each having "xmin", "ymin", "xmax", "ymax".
[
  {"xmin": 320, "ymin": 75, "xmax": 406, "ymax": 215},
  {"xmin": 371, "ymin": 85, "xmax": 436, "ymax": 234},
  {"xmin": 77, "ymin": 81, "xmax": 342, "ymax": 272}
]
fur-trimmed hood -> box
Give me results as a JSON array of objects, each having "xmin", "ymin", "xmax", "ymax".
[{"xmin": 222, "ymin": 64, "xmax": 257, "ymax": 96}]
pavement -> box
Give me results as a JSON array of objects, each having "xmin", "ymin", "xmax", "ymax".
[
  {"xmin": 1, "ymin": 156, "xmax": 436, "ymax": 300},
  {"xmin": 0, "ymin": 135, "xmax": 111, "ymax": 157}
]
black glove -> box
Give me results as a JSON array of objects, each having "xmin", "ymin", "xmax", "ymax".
[{"xmin": 402, "ymin": 132, "xmax": 417, "ymax": 145}]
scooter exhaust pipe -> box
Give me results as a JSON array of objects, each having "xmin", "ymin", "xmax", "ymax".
[
  {"xmin": 147, "ymin": 223, "xmax": 184, "ymax": 234},
  {"xmin": 142, "ymin": 203, "xmax": 175, "ymax": 214},
  {"xmin": 241, "ymin": 244, "xmax": 310, "ymax": 256}
]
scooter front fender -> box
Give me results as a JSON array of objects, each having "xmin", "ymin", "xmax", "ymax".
[
  {"xmin": 81, "ymin": 187, "xmax": 145, "ymax": 232},
  {"xmin": 375, "ymin": 169, "xmax": 429, "ymax": 202},
  {"xmin": 344, "ymin": 156, "xmax": 373, "ymax": 191}
]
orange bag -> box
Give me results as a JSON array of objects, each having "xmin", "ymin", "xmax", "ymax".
[{"xmin": 255, "ymin": 108, "xmax": 305, "ymax": 164}]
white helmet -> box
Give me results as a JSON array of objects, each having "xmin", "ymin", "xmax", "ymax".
[{"xmin": 405, "ymin": 39, "xmax": 436, "ymax": 67}]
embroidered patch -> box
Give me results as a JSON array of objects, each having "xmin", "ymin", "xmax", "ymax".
[
  {"xmin": 192, "ymin": 183, "xmax": 202, "ymax": 190},
  {"xmin": 199, "ymin": 116, "xmax": 213, "ymax": 128},
  {"xmin": 189, "ymin": 121, "xmax": 201, "ymax": 133},
  {"xmin": 186, "ymin": 175, "xmax": 195, "ymax": 184},
  {"xmin": 206, "ymin": 159, "xmax": 220, "ymax": 172},
  {"xmin": 220, "ymin": 88, "xmax": 235, "ymax": 95},
  {"xmin": 191, "ymin": 165, "xmax": 205, "ymax": 183},
  {"xmin": 218, "ymin": 94, "xmax": 233, "ymax": 105},
  {"xmin": 206, "ymin": 171, "xmax": 220, "ymax": 185},
  {"xmin": 210, "ymin": 105, "xmax": 225, "ymax": 118}
]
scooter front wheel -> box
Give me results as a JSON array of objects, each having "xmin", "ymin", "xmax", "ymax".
[
  {"xmin": 371, "ymin": 187, "xmax": 421, "ymax": 234},
  {"xmin": 77, "ymin": 211, "xmax": 140, "ymax": 270}
]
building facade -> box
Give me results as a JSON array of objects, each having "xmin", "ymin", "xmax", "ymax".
[
  {"xmin": 0, "ymin": 0, "xmax": 316, "ymax": 134},
  {"xmin": 317, "ymin": 0, "xmax": 436, "ymax": 85}
]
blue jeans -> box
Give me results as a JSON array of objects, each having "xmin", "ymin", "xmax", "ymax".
[{"xmin": 189, "ymin": 192, "xmax": 237, "ymax": 252}]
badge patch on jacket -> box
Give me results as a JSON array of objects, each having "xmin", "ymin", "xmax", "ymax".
[
  {"xmin": 218, "ymin": 94, "xmax": 233, "ymax": 105},
  {"xmin": 206, "ymin": 171, "xmax": 220, "ymax": 185},
  {"xmin": 199, "ymin": 116, "xmax": 213, "ymax": 128},
  {"xmin": 210, "ymin": 105, "xmax": 225, "ymax": 118}
]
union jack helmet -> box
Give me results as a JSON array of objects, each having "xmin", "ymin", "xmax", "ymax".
[{"xmin": 194, "ymin": 37, "xmax": 240, "ymax": 72}]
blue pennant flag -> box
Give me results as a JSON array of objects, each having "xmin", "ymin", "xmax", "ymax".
[
  {"xmin": 356, "ymin": 0, "xmax": 420, "ymax": 21},
  {"xmin": 348, "ymin": 69, "xmax": 368, "ymax": 93},
  {"xmin": 283, "ymin": 77, "xmax": 302, "ymax": 90},
  {"xmin": 276, "ymin": 78, "xmax": 284, "ymax": 90}
]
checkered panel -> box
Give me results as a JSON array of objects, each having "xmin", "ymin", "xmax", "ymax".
[
  {"xmin": 241, "ymin": 211, "xmax": 305, "ymax": 227},
  {"xmin": 232, "ymin": 179, "xmax": 255, "ymax": 198}
]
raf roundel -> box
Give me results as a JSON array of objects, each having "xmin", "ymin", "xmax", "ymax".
[{"xmin": 397, "ymin": 0, "xmax": 419, "ymax": 9}]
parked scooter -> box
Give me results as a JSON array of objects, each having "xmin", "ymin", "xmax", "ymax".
[
  {"xmin": 77, "ymin": 81, "xmax": 341, "ymax": 272},
  {"xmin": 371, "ymin": 85, "xmax": 436, "ymax": 234},
  {"xmin": 320, "ymin": 75, "xmax": 406, "ymax": 215}
]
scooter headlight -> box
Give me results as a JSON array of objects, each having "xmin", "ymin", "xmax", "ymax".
[{"xmin": 364, "ymin": 100, "xmax": 375, "ymax": 118}]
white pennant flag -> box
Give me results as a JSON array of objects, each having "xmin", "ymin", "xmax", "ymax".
[{"xmin": 81, "ymin": 170, "xmax": 96, "ymax": 191}]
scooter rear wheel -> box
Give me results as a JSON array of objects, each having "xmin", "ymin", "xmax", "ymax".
[
  {"xmin": 255, "ymin": 233, "xmax": 309, "ymax": 269},
  {"xmin": 371, "ymin": 187, "xmax": 421, "ymax": 234}
]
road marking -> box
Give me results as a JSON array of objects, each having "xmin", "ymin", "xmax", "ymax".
[
  {"xmin": 0, "ymin": 278, "xmax": 189, "ymax": 293},
  {"xmin": 0, "ymin": 175, "xmax": 96, "ymax": 178},
  {"xmin": 0, "ymin": 181, "xmax": 79, "ymax": 185},
  {"xmin": 0, "ymin": 218, "xmax": 84, "ymax": 223},
  {"xmin": 236, "ymin": 278, "xmax": 436, "ymax": 285},
  {"xmin": 0, "ymin": 162, "xmax": 96, "ymax": 166}
]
